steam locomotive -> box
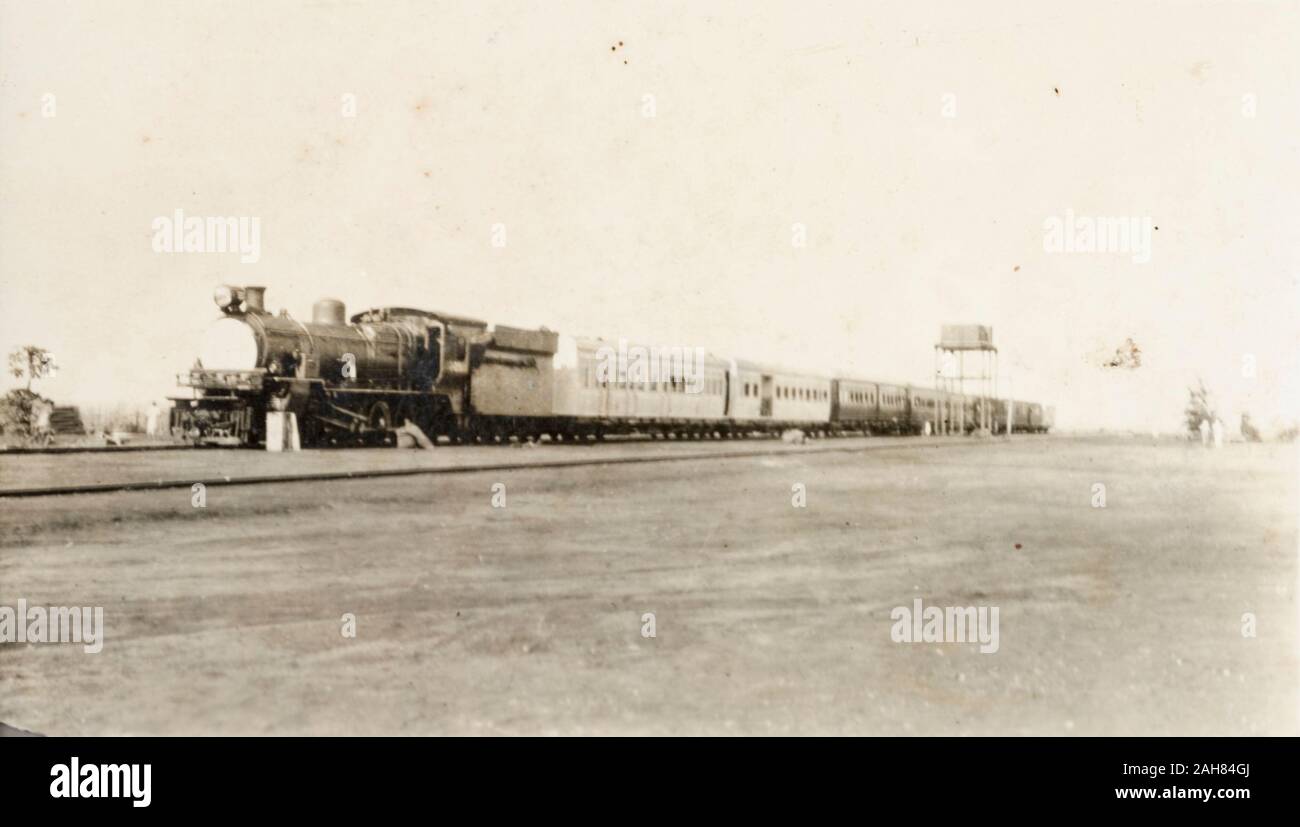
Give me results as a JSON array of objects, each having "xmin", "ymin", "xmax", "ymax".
[{"xmin": 170, "ymin": 285, "xmax": 1053, "ymax": 446}]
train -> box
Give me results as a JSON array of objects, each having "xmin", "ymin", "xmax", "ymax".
[{"xmin": 169, "ymin": 285, "xmax": 1054, "ymax": 446}]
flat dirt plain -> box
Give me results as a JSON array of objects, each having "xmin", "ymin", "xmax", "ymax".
[{"xmin": 1, "ymin": 436, "xmax": 1295, "ymax": 735}]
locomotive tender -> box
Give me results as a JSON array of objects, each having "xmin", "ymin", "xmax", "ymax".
[{"xmin": 170, "ymin": 285, "xmax": 1053, "ymax": 446}]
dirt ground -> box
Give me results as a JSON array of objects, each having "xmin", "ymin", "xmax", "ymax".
[{"xmin": 0, "ymin": 436, "xmax": 1295, "ymax": 735}]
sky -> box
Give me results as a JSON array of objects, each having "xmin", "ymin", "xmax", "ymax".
[{"xmin": 1, "ymin": 0, "xmax": 1297, "ymax": 432}]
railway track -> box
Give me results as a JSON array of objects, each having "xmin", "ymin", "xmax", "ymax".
[
  {"xmin": 0, "ymin": 434, "xmax": 1024, "ymax": 498},
  {"xmin": 0, "ymin": 443, "xmax": 233, "ymax": 456}
]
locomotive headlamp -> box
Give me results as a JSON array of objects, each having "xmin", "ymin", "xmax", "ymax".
[{"xmin": 213, "ymin": 284, "xmax": 244, "ymax": 313}]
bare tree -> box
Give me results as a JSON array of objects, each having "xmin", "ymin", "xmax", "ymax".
[{"xmin": 8, "ymin": 345, "xmax": 57, "ymax": 391}]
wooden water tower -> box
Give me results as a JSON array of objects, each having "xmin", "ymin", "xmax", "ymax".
[{"xmin": 934, "ymin": 325, "xmax": 998, "ymax": 434}]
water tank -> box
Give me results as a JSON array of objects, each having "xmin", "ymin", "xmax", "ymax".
[{"xmin": 312, "ymin": 299, "xmax": 346, "ymax": 326}]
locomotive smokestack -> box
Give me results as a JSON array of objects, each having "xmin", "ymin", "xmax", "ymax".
[
  {"xmin": 243, "ymin": 286, "xmax": 267, "ymax": 314},
  {"xmin": 312, "ymin": 298, "xmax": 347, "ymax": 325}
]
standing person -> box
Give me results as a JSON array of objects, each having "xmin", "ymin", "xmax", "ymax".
[
  {"xmin": 1198, "ymin": 417, "xmax": 1210, "ymax": 447},
  {"xmin": 146, "ymin": 401, "xmax": 161, "ymax": 437},
  {"xmin": 1212, "ymin": 417, "xmax": 1224, "ymax": 449}
]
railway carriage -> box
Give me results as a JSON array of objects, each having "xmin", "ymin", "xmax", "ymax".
[
  {"xmin": 762, "ymin": 366, "xmax": 834, "ymax": 427},
  {"xmin": 551, "ymin": 335, "xmax": 731, "ymax": 437},
  {"xmin": 831, "ymin": 377, "xmax": 877, "ymax": 433},
  {"xmin": 907, "ymin": 387, "xmax": 943, "ymax": 435},
  {"xmin": 728, "ymin": 360, "xmax": 833, "ymax": 432}
]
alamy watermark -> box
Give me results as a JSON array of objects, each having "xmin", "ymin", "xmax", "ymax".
[
  {"xmin": 1043, "ymin": 209, "xmax": 1153, "ymax": 264},
  {"xmin": 50, "ymin": 758, "xmax": 150, "ymax": 807},
  {"xmin": 0, "ymin": 600, "xmax": 104, "ymax": 654},
  {"xmin": 890, "ymin": 598, "xmax": 999, "ymax": 654},
  {"xmin": 594, "ymin": 338, "xmax": 708, "ymax": 394},
  {"xmin": 151, "ymin": 209, "xmax": 261, "ymax": 264}
]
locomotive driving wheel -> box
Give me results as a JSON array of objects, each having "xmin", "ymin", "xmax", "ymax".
[{"xmin": 367, "ymin": 401, "xmax": 392, "ymax": 444}]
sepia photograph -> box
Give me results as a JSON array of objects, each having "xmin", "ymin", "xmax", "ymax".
[{"xmin": 0, "ymin": 0, "xmax": 1297, "ymax": 796}]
